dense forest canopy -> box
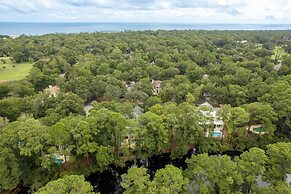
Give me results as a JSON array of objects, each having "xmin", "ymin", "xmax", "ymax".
[{"xmin": 0, "ymin": 30, "xmax": 290, "ymax": 193}]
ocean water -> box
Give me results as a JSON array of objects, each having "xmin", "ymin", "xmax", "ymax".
[{"xmin": 0, "ymin": 22, "xmax": 291, "ymax": 35}]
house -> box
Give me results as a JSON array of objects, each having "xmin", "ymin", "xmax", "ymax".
[
  {"xmin": 9, "ymin": 35, "xmax": 19, "ymax": 39},
  {"xmin": 122, "ymin": 126, "xmax": 136, "ymax": 150},
  {"xmin": 44, "ymin": 85, "xmax": 60, "ymax": 97},
  {"xmin": 124, "ymin": 81, "xmax": 135, "ymax": 91},
  {"xmin": 283, "ymin": 36, "xmax": 291, "ymax": 42},
  {"xmin": 83, "ymin": 100, "xmax": 97, "ymax": 116},
  {"xmin": 273, "ymin": 63, "xmax": 282, "ymax": 71},
  {"xmin": 59, "ymin": 73, "xmax": 66, "ymax": 77},
  {"xmin": 202, "ymin": 91, "xmax": 212, "ymax": 101},
  {"xmin": 202, "ymin": 74, "xmax": 209, "ymax": 80},
  {"xmin": 132, "ymin": 105, "xmax": 144, "ymax": 118},
  {"xmin": 236, "ymin": 40, "xmax": 248, "ymax": 44},
  {"xmin": 122, "ymin": 134, "xmax": 136, "ymax": 149},
  {"xmin": 151, "ymin": 80, "xmax": 162, "ymax": 95},
  {"xmin": 198, "ymin": 102, "xmax": 224, "ymax": 137}
]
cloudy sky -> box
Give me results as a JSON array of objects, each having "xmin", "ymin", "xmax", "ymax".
[{"xmin": 0, "ymin": 0, "xmax": 290, "ymax": 23}]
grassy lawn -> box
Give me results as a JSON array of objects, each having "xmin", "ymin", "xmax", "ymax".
[
  {"xmin": 0, "ymin": 57, "xmax": 33, "ymax": 83},
  {"xmin": 271, "ymin": 46, "xmax": 288, "ymax": 62}
]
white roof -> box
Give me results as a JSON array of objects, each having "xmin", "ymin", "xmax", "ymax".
[
  {"xmin": 199, "ymin": 103, "xmax": 223, "ymax": 125},
  {"xmin": 199, "ymin": 102, "xmax": 213, "ymax": 109},
  {"xmin": 273, "ymin": 64, "xmax": 282, "ymax": 71}
]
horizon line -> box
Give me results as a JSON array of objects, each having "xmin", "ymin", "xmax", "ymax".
[{"xmin": 1, "ymin": 21, "xmax": 291, "ymax": 25}]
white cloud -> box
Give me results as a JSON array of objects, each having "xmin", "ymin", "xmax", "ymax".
[{"xmin": 0, "ymin": 0, "xmax": 290, "ymax": 23}]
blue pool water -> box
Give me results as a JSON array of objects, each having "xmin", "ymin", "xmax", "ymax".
[{"xmin": 212, "ymin": 131, "xmax": 222, "ymax": 137}]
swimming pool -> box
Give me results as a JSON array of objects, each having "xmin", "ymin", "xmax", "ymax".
[
  {"xmin": 212, "ymin": 131, "xmax": 222, "ymax": 137},
  {"xmin": 254, "ymin": 127, "xmax": 263, "ymax": 133}
]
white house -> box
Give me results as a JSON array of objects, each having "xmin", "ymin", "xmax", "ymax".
[
  {"xmin": 123, "ymin": 81, "xmax": 136, "ymax": 91},
  {"xmin": 237, "ymin": 40, "xmax": 248, "ymax": 44},
  {"xmin": 198, "ymin": 102, "xmax": 224, "ymax": 137},
  {"xmin": 273, "ymin": 63, "xmax": 282, "ymax": 71},
  {"xmin": 202, "ymin": 74, "xmax": 209, "ymax": 80}
]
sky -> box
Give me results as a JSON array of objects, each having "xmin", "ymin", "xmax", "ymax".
[{"xmin": 0, "ymin": 0, "xmax": 290, "ymax": 23}]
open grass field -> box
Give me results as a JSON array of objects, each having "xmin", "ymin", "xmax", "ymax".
[
  {"xmin": 0, "ymin": 57, "xmax": 33, "ymax": 83},
  {"xmin": 271, "ymin": 46, "xmax": 288, "ymax": 62}
]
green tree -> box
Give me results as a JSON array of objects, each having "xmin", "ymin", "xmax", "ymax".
[
  {"xmin": 48, "ymin": 122, "xmax": 72, "ymax": 162},
  {"xmin": 159, "ymin": 75, "xmax": 194, "ymax": 103},
  {"xmin": 0, "ymin": 84, "xmax": 10, "ymax": 99},
  {"xmin": 235, "ymin": 147, "xmax": 267, "ymax": 193},
  {"xmin": 125, "ymin": 90, "xmax": 149, "ymax": 103},
  {"xmin": 149, "ymin": 165, "xmax": 189, "ymax": 194},
  {"xmin": 64, "ymin": 66, "xmax": 94, "ymax": 100},
  {"xmin": 95, "ymin": 146, "xmax": 115, "ymax": 170},
  {"xmin": 132, "ymin": 77, "xmax": 153, "ymax": 96},
  {"xmin": 87, "ymin": 108, "xmax": 128, "ymax": 157},
  {"xmin": 285, "ymin": 43, "xmax": 291, "ymax": 54},
  {"xmin": 246, "ymin": 77, "xmax": 270, "ymax": 102},
  {"xmin": 91, "ymin": 75, "xmax": 126, "ymax": 100},
  {"xmin": 185, "ymin": 63, "xmax": 205, "ymax": 82},
  {"xmin": 121, "ymin": 166, "xmax": 150, "ymax": 194},
  {"xmin": 5, "ymin": 80, "xmax": 35, "ymax": 97},
  {"xmin": 149, "ymin": 102, "xmax": 202, "ymax": 157},
  {"xmin": 243, "ymin": 102, "xmax": 277, "ymax": 134},
  {"xmin": 145, "ymin": 96, "xmax": 162, "ymax": 109},
  {"xmin": 259, "ymin": 182, "xmax": 291, "ymax": 194},
  {"xmin": 27, "ymin": 67, "xmax": 55, "ymax": 91},
  {"xmin": 91, "ymin": 101, "xmax": 133, "ymax": 118},
  {"xmin": 264, "ymin": 142, "xmax": 291, "ymax": 183},
  {"xmin": 217, "ymin": 85, "xmax": 247, "ymax": 106},
  {"xmin": 13, "ymin": 51, "xmax": 28, "ymax": 63},
  {"xmin": 218, "ymin": 105, "xmax": 249, "ymax": 135},
  {"xmin": 35, "ymin": 175, "xmax": 94, "ymax": 194},
  {"xmin": 0, "ymin": 147, "xmax": 20, "ymax": 190},
  {"xmin": 0, "ymin": 97, "xmax": 28, "ymax": 121},
  {"xmin": 260, "ymin": 81, "xmax": 291, "ymax": 134},
  {"xmin": 137, "ymin": 110, "xmax": 169, "ymax": 156},
  {"xmin": 0, "ymin": 117, "xmax": 52, "ymax": 190},
  {"xmin": 185, "ymin": 154, "xmax": 243, "ymax": 194},
  {"xmin": 55, "ymin": 115, "xmax": 96, "ymax": 162},
  {"xmin": 40, "ymin": 92, "xmax": 85, "ymax": 126}
]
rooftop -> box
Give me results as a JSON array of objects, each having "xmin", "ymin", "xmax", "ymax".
[
  {"xmin": 44, "ymin": 85, "xmax": 60, "ymax": 97},
  {"xmin": 273, "ymin": 63, "xmax": 282, "ymax": 71}
]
